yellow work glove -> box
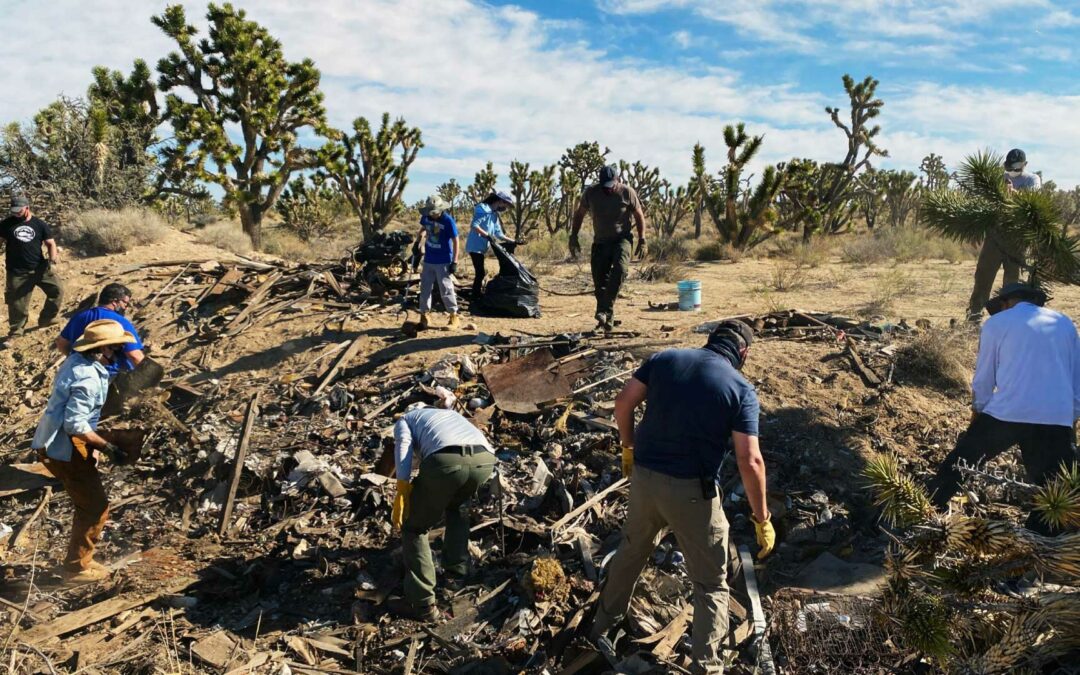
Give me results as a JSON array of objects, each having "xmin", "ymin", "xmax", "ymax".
[
  {"xmin": 753, "ymin": 514, "xmax": 776, "ymax": 560},
  {"xmin": 621, "ymin": 445, "xmax": 634, "ymax": 478},
  {"xmin": 392, "ymin": 480, "xmax": 412, "ymax": 531}
]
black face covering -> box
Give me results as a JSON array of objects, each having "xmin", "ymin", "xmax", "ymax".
[{"xmin": 704, "ymin": 335, "xmax": 744, "ymax": 369}]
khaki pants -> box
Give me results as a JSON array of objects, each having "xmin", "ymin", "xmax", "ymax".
[
  {"xmin": 402, "ymin": 448, "xmax": 495, "ymax": 608},
  {"xmin": 590, "ymin": 239, "xmax": 631, "ymax": 320},
  {"xmin": 967, "ymin": 234, "xmax": 1020, "ymax": 318},
  {"xmin": 420, "ymin": 262, "xmax": 458, "ymax": 314},
  {"xmin": 38, "ymin": 437, "xmax": 109, "ymax": 572},
  {"xmin": 591, "ymin": 466, "xmax": 730, "ymax": 674},
  {"xmin": 5, "ymin": 263, "xmax": 64, "ymax": 334}
]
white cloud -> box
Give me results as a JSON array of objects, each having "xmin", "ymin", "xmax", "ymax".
[{"xmin": 671, "ymin": 29, "xmax": 694, "ymax": 49}]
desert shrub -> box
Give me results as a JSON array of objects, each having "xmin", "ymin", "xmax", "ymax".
[
  {"xmin": 695, "ymin": 240, "xmax": 741, "ymax": 262},
  {"xmin": 895, "ymin": 328, "xmax": 976, "ymax": 393},
  {"xmin": 262, "ymin": 228, "xmax": 313, "ymax": 261},
  {"xmin": 649, "ymin": 237, "xmax": 690, "ymax": 262},
  {"xmin": 196, "ymin": 221, "xmax": 253, "ymax": 254},
  {"xmin": 768, "ymin": 260, "xmax": 807, "ymax": 292},
  {"xmin": 821, "ymin": 267, "xmax": 852, "ymax": 289},
  {"xmin": 522, "ymin": 230, "xmax": 572, "ymax": 264},
  {"xmin": 774, "ymin": 237, "xmax": 832, "ymax": 268},
  {"xmin": 64, "ymin": 208, "xmax": 169, "ymax": 255},
  {"xmin": 842, "ymin": 226, "xmax": 977, "ymax": 265},
  {"xmin": 638, "ymin": 260, "xmax": 689, "ymax": 284},
  {"xmin": 860, "ymin": 268, "xmax": 915, "ymax": 315}
]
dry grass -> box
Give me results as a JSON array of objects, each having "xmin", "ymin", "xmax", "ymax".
[
  {"xmin": 841, "ymin": 226, "xmax": 974, "ymax": 265},
  {"xmin": 64, "ymin": 208, "xmax": 170, "ymax": 255},
  {"xmin": 638, "ymin": 260, "xmax": 689, "ymax": 284},
  {"xmin": 773, "ymin": 237, "xmax": 833, "ymax": 268},
  {"xmin": 768, "ymin": 260, "xmax": 808, "ymax": 292},
  {"xmin": 649, "ymin": 237, "xmax": 690, "ymax": 263},
  {"xmin": 859, "ymin": 268, "xmax": 916, "ymax": 316},
  {"xmin": 695, "ymin": 240, "xmax": 741, "ymax": 262},
  {"xmin": 895, "ymin": 328, "xmax": 977, "ymax": 393},
  {"xmin": 521, "ymin": 230, "xmax": 573, "ymax": 265},
  {"xmin": 195, "ymin": 222, "xmax": 253, "ymax": 254}
]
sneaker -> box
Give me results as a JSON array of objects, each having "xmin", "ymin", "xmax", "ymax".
[
  {"xmin": 386, "ymin": 596, "xmax": 438, "ymax": 622},
  {"xmin": 447, "ymin": 313, "xmax": 460, "ymax": 329}
]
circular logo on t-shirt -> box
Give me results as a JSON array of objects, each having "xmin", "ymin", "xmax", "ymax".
[{"xmin": 13, "ymin": 225, "xmax": 35, "ymax": 243}]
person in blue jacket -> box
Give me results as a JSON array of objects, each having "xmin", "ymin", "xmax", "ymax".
[
  {"xmin": 56, "ymin": 283, "xmax": 144, "ymax": 374},
  {"xmin": 465, "ymin": 191, "xmax": 515, "ymax": 300},
  {"xmin": 415, "ymin": 197, "xmax": 460, "ymax": 329}
]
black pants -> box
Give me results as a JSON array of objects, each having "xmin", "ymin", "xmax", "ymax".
[
  {"xmin": 927, "ymin": 414, "xmax": 1077, "ymax": 533},
  {"xmin": 470, "ymin": 252, "xmax": 486, "ymax": 299}
]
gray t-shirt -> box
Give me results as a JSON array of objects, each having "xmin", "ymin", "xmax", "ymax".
[
  {"xmin": 393, "ymin": 408, "xmax": 493, "ymax": 480},
  {"xmin": 1006, "ymin": 172, "xmax": 1042, "ymax": 191}
]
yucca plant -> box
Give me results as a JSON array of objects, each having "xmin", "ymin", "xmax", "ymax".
[
  {"xmin": 922, "ymin": 150, "xmax": 1080, "ymax": 290},
  {"xmin": 864, "ymin": 453, "xmax": 937, "ymax": 527}
]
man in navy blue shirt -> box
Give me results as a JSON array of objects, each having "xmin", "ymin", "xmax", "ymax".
[
  {"xmin": 589, "ymin": 320, "xmax": 774, "ymax": 673},
  {"xmin": 415, "ymin": 196, "xmax": 460, "ymax": 329},
  {"xmin": 56, "ymin": 283, "xmax": 145, "ymax": 374}
]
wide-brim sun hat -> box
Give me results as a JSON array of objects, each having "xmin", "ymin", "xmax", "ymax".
[
  {"xmin": 72, "ymin": 319, "xmax": 136, "ymax": 352},
  {"xmin": 423, "ymin": 196, "xmax": 450, "ymax": 216}
]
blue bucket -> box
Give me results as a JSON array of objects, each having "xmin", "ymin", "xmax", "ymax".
[{"xmin": 677, "ymin": 280, "xmax": 702, "ymax": 311}]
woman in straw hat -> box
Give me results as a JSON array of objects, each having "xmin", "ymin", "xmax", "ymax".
[{"xmin": 32, "ymin": 319, "xmax": 135, "ymax": 583}]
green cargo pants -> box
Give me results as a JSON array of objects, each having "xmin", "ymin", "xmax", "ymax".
[
  {"xmin": 967, "ymin": 234, "xmax": 1020, "ymax": 318},
  {"xmin": 5, "ymin": 263, "xmax": 64, "ymax": 334},
  {"xmin": 402, "ymin": 447, "xmax": 496, "ymax": 608},
  {"xmin": 591, "ymin": 239, "xmax": 632, "ymax": 321},
  {"xmin": 590, "ymin": 466, "xmax": 730, "ymax": 674}
]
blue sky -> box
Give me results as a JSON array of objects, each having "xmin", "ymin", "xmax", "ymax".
[{"xmin": 3, "ymin": 0, "xmax": 1079, "ymax": 200}]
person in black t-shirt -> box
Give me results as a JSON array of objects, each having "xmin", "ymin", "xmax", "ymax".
[{"xmin": 1, "ymin": 193, "xmax": 64, "ymax": 346}]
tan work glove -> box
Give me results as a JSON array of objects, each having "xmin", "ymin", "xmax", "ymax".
[
  {"xmin": 392, "ymin": 480, "xmax": 412, "ymax": 531},
  {"xmin": 752, "ymin": 513, "xmax": 776, "ymax": 560},
  {"xmin": 621, "ymin": 445, "xmax": 634, "ymax": 478}
]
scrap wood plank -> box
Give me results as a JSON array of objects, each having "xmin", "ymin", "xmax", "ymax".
[
  {"xmin": 219, "ymin": 393, "xmax": 259, "ymax": 536},
  {"xmin": 651, "ymin": 603, "xmax": 693, "ymax": 658},
  {"xmin": 198, "ymin": 266, "xmax": 244, "ymax": 304},
  {"xmin": 311, "ymin": 336, "xmax": 365, "ymax": 397},
  {"xmin": 222, "ymin": 270, "xmax": 283, "ymax": 335},
  {"xmin": 361, "ymin": 386, "xmax": 415, "ymax": 421},
  {"xmin": 550, "ymin": 478, "xmax": 628, "ymax": 534},
  {"xmin": 144, "ymin": 263, "xmax": 192, "ymax": 308},
  {"xmin": 738, "ymin": 545, "xmax": 776, "ymax": 675},
  {"xmin": 844, "ymin": 337, "xmax": 881, "ymax": 387},
  {"xmin": 19, "ymin": 577, "xmax": 197, "ymax": 643},
  {"xmin": 322, "ymin": 270, "xmax": 345, "ymax": 298},
  {"xmin": 6, "ymin": 486, "xmax": 51, "ymax": 551},
  {"xmin": 0, "ymin": 462, "xmax": 60, "ymax": 499},
  {"xmin": 568, "ymin": 410, "xmax": 617, "ymax": 433},
  {"xmin": 402, "ymin": 638, "xmax": 419, "ymax": 675}
]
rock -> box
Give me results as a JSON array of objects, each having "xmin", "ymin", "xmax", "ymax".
[
  {"xmin": 792, "ymin": 552, "xmax": 886, "ymax": 596},
  {"xmin": 809, "ymin": 490, "xmax": 829, "ymax": 505}
]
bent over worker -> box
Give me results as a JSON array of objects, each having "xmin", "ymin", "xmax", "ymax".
[
  {"xmin": 589, "ymin": 320, "xmax": 775, "ymax": 674},
  {"xmin": 32, "ymin": 320, "xmax": 136, "ymax": 583},
  {"xmin": 569, "ymin": 165, "xmax": 646, "ymax": 332},
  {"xmin": 387, "ymin": 407, "xmax": 497, "ymax": 621},
  {"xmin": 56, "ymin": 283, "xmax": 145, "ymax": 372},
  {"xmin": 929, "ymin": 283, "xmax": 1079, "ymax": 534}
]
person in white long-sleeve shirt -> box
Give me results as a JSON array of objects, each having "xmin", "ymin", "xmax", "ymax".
[
  {"xmin": 929, "ymin": 283, "xmax": 1079, "ymax": 533},
  {"xmin": 385, "ymin": 407, "xmax": 496, "ymax": 620}
]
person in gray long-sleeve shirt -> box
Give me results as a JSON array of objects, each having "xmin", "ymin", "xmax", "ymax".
[{"xmin": 385, "ymin": 407, "xmax": 496, "ymax": 620}]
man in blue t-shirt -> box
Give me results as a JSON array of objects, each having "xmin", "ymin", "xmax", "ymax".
[
  {"xmin": 56, "ymin": 283, "xmax": 145, "ymax": 375},
  {"xmin": 415, "ymin": 196, "xmax": 460, "ymax": 329},
  {"xmin": 589, "ymin": 320, "xmax": 775, "ymax": 672}
]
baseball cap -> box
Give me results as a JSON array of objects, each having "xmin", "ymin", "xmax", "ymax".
[
  {"xmin": 599, "ymin": 165, "xmax": 618, "ymax": 188},
  {"xmin": 1004, "ymin": 148, "xmax": 1027, "ymax": 172},
  {"xmin": 9, "ymin": 193, "xmax": 29, "ymax": 215}
]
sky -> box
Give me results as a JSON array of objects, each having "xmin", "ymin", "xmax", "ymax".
[{"xmin": 3, "ymin": 0, "xmax": 1079, "ymax": 201}]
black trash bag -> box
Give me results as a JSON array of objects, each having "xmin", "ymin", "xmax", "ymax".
[
  {"xmin": 480, "ymin": 239, "xmax": 541, "ymax": 318},
  {"xmin": 353, "ymin": 230, "xmax": 413, "ymax": 264}
]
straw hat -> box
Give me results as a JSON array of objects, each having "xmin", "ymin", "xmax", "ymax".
[
  {"xmin": 72, "ymin": 319, "xmax": 136, "ymax": 352},
  {"xmin": 423, "ymin": 196, "xmax": 450, "ymax": 218}
]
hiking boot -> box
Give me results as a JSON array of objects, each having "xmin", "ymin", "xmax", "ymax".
[
  {"xmin": 386, "ymin": 596, "xmax": 438, "ymax": 622},
  {"xmin": 594, "ymin": 312, "xmax": 609, "ymax": 332},
  {"xmin": 37, "ymin": 317, "xmax": 60, "ymax": 328},
  {"xmin": 62, "ymin": 562, "xmax": 110, "ymax": 584},
  {"xmin": 447, "ymin": 313, "xmax": 460, "ymax": 329},
  {"xmin": 418, "ymin": 313, "xmax": 430, "ymax": 329}
]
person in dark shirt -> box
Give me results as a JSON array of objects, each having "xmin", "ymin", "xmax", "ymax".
[
  {"xmin": 570, "ymin": 165, "xmax": 646, "ymax": 332},
  {"xmin": 1, "ymin": 193, "xmax": 64, "ymax": 346},
  {"xmin": 589, "ymin": 320, "xmax": 775, "ymax": 674}
]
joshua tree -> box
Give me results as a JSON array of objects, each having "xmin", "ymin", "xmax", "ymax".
[
  {"xmin": 698, "ymin": 124, "xmax": 786, "ymax": 250},
  {"xmin": 558, "ymin": 141, "xmax": 610, "ymax": 189},
  {"xmin": 617, "ymin": 160, "xmax": 661, "ymax": 206},
  {"xmin": 648, "ymin": 179, "xmax": 691, "ymax": 240},
  {"xmin": 689, "ymin": 143, "xmax": 709, "ymax": 238},
  {"xmin": 881, "ymin": 169, "xmax": 920, "ymax": 227},
  {"xmin": 922, "ymin": 150, "xmax": 1080, "ymax": 289},
  {"xmin": 276, "ymin": 174, "xmax": 344, "ymax": 242},
  {"xmin": 855, "ymin": 167, "xmax": 886, "ymax": 229},
  {"xmin": 321, "ymin": 113, "xmax": 422, "ymax": 241},
  {"xmin": 465, "ymin": 162, "xmax": 498, "ymax": 206},
  {"xmin": 920, "ymin": 153, "xmax": 950, "ymax": 191},
  {"xmin": 436, "ymin": 178, "xmax": 463, "ymax": 219},
  {"xmin": 147, "ymin": 3, "xmax": 329, "ymax": 249},
  {"xmin": 507, "ymin": 161, "xmax": 555, "ymax": 240}
]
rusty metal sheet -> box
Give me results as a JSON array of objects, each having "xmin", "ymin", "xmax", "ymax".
[{"xmin": 482, "ymin": 348, "xmax": 572, "ymax": 414}]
